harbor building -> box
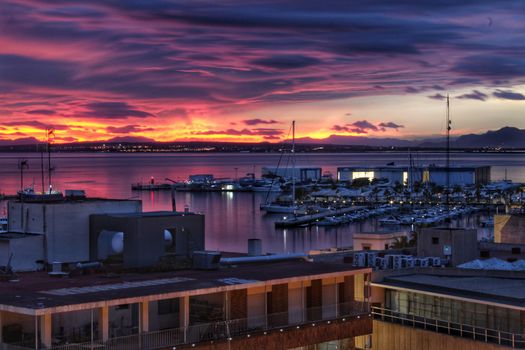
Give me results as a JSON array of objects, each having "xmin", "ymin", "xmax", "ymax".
[
  {"xmin": 417, "ymin": 227, "xmax": 478, "ymax": 267},
  {"xmin": 337, "ymin": 167, "xmax": 407, "ymax": 185},
  {"xmin": 262, "ymin": 166, "xmax": 322, "ymax": 182},
  {"xmin": 423, "ymin": 165, "xmax": 491, "ymax": 186},
  {"xmin": 371, "ymin": 268, "xmax": 525, "ymax": 350},
  {"xmin": 336, "ymin": 165, "xmax": 491, "ymax": 186},
  {"xmin": 494, "ymin": 214, "xmax": 525, "ymax": 244}
]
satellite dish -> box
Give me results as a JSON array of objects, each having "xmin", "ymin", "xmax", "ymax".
[
  {"xmin": 111, "ymin": 232, "xmax": 124, "ymax": 254},
  {"xmin": 164, "ymin": 229, "xmax": 174, "ymax": 248}
]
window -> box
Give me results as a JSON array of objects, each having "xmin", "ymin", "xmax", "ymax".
[
  {"xmin": 158, "ymin": 298, "xmax": 179, "ymax": 315},
  {"xmin": 432, "ymin": 237, "xmax": 439, "ymax": 244}
]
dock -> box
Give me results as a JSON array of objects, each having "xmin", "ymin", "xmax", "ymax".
[
  {"xmin": 131, "ymin": 183, "xmax": 176, "ymax": 191},
  {"xmin": 275, "ymin": 206, "xmax": 365, "ymax": 228}
]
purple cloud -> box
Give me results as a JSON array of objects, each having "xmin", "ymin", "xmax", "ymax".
[
  {"xmin": 378, "ymin": 122, "xmax": 404, "ymax": 129},
  {"xmin": 493, "ymin": 89, "xmax": 525, "ymax": 101},
  {"xmin": 456, "ymin": 90, "xmax": 488, "ymax": 101},
  {"xmin": 242, "ymin": 118, "xmax": 279, "ymax": 126}
]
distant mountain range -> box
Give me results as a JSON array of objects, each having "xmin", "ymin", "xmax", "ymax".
[
  {"xmin": 292, "ymin": 127, "xmax": 525, "ymax": 148},
  {"xmin": 0, "ymin": 127, "xmax": 524, "ymax": 149}
]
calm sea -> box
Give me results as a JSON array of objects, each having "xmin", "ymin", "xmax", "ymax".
[{"xmin": 1, "ymin": 152, "xmax": 519, "ymax": 253}]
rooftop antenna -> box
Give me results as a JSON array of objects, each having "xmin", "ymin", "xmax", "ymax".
[
  {"xmin": 40, "ymin": 136, "xmax": 45, "ymax": 194},
  {"xmin": 292, "ymin": 120, "xmax": 296, "ymax": 213},
  {"xmin": 18, "ymin": 159, "xmax": 28, "ymax": 192},
  {"xmin": 446, "ymin": 94, "xmax": 452, "ymax": 217},
  {"xmin": 47, "ymin": 128, "xmax": 55, "ymax": 193}
]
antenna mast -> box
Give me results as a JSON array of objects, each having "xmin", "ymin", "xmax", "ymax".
[
  {"xmin": 446, "ymin": 94, "xmax": 451, "ymax": 211},
  {"xmin": 47, "ymin": 128, "xmax": 55, "ymax": 193},
  {"xmin": 292, "ymin": 120, "xmax": 296, "ymax": 211}
]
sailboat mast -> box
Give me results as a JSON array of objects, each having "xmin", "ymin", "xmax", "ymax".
[
  {"xmin": 292, "ymin": 120, "xmax": 296, "ymax": 207},
  {"xmin": 47, "ymin": 129, "xmax": 52, "ymax": 194},
  {"xmin": 446, "ymin": 94, "xmax": 451, "ymax": 210},
  {"xmin": 40, "ymin": 140, "xmax": 45, "ymax": 194}
]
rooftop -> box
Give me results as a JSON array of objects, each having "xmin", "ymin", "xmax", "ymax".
[
  {"xmin": 11, "ymin": 197, "xmax": 141, "ymax": 205},
  {"xmin": 0, "ymin": 260, "xmax": 368, "ymax": 315},
  {"xmin": 375, "ymin": 273, "xmax": 525, "ymax": 309},
  {"xmin": 93, "ymin": 211, "xmax": 202, "ymax": 218}
]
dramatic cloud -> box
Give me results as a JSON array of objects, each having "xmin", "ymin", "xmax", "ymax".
[
  {"xmin": 427, "ymin": 93, "xmax": 447, "ymax": 101},
  {"xmin": 493, "ymin": 89, "xmax": 525, "ymax": 101},
  {"xmin": 242, "ymin": 118, "xmax": 279, "ymax": 126},
  {"xmin": 1, "ymin": 0, "xmax": 525, "ymax": 142},
  {"xmin": 332, "ymin": 120, "xmax": 403, "ymax": 134},
  {"xmin": 378, "ymin": 122, "xmax": 404, "ymax": 130},
  {"xmin": 193, "ymin": 128, "xmax": 283, "ymax": 138},
  {"xmin": 26, "ymin": 109, "xmax": 56, "ymax": 115},
  {"xmin": 81, "ymin": 102, "xmax": 154, "ymax": 120},
  {"xmin": 251, "ymin": 55, "xmax": 321, "ymax": 69},
  {"xmin": 456, "ymin": 90, "xmax": 488, "ymax": 101},
  {"xmin": 106, "ymin": 125, "xmax": 155, "ymax": 134},
  {"xmin": 331, "ymin": 124, "xmax": 364, "ymax": 134},
  {"xmin": 1, "ymin": 120, "xmax": 70, "ymax": 130},
  {"xmin": 351, "ymin": 120, "xmax": 378, "ymax": 132}
]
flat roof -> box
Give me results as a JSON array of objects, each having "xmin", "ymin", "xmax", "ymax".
[
  {"xmin": 0, "ymin": 261, "xmax": 368, "ymax": 315},
  {"xmin": 374, "ymin": 273, "xmax": 525, "ymax": 309},
  {"xmin": 92, "ymin": 211, "xmax": 201, "ymax": 218},
  {"xmin": 0, "ymin": 233, "xmax": 41, "ymax": 240},
  {"xmin": 11, "ymin": 198, "xmax": 141, "ymax": 205}
]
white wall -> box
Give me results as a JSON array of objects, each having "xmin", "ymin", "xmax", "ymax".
[{"xmin": 8, "ymin": 200, "xmax": 141, "ymax": 263}]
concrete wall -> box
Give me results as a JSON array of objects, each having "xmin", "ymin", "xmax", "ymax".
[
  {"xmin": 494, "ymin": 214, "xmax": 525, "ymax": 244},
  {"xmin": 417, "ymin": 228, "xmax": 478, "ymax": 266},
  {"xmin": 427, "ymin": 169, "xmax": 475, "ymax": 186},
  {"xmin": 90, "ymin": 212, "xmax": 204, "ymax": 268},
  {"xmin": 0, "ymin": 235, "xmax": 44, "ymax": 271},
  {"xmin": 8, "ymin": 200, "xmax": 141, "ymax": 263},
  {"xmin": 372, "ymin": 320, "xmax": 508, "ymax": 350}
]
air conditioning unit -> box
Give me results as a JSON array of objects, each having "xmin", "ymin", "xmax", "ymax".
[
  {"xmin": 384, "ymin": 254, "xmax": 395, "ymax": 269},
  {"xmin": 367, "ymin": 252, "xmax": 378, "ymax": 267},
  {"xmin": 392, "ymin": 255, "xmax": 403, "ymax": 269},
  {"xmin": 419, "ymin": 257, "xmax": 430, "ymax": 267},
  {"xmin": 353, "ymin": 252, "xmax": 366, "ymax": 267},
  {"xmin": 404, "ymin": 257, "xmax": 415, "ymax": 268},
  {"xmin": 430, "ymin": 257, "xmax": 441, "ymax": 267},
  {"xmin": 193, "ymin": 251, "xmax": 221, "ymax": 270}
]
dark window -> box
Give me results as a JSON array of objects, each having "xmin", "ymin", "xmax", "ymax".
[
  {"xmin": 385, "ymin": 244, "xmax": 389, "ymax": 250},
  {"xmin": 432, "ymin": 237, "xmax": 439, "ymax": 244},
  {"xmin": 480, "ymin": 250, "xmax": 490, "ymax": 258},
  {"xmin": 512, "ymin": 247, "xmax": 521, "ymax": 254},
  {"xmin": 158, "ymin": 299, "xmax": 179, "ymax": 315}
]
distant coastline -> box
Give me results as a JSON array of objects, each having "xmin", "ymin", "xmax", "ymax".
[{"xmin": 0, "ymin": 142, "xmax": 524, "ymax": 154}]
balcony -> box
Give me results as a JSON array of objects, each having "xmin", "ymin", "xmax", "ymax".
[
  {"xmin": 372, "ymin": 306, "xmax": 525, "ymax": 348},
  {"xmin": 3, "ymin": 302, "xmax": 370, "ymax": 350}
]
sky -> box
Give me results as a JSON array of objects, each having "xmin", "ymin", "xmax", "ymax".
[{"xmin": 1, "ymin": 0, "xmax": 525, "ymax": 143}]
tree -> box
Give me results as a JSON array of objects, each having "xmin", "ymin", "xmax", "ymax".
[
  {"xmin": 389, "ymin": 233, "xmax": 417, "ymax": 249},
  {"xmin": 351, "ymin": 177, "xmax": 370, "ymax": 188}
]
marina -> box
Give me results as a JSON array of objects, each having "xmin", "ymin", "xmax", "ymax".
[{"xmin": 0, "ymin": 152, "xmax": 513, "ymax": 254}]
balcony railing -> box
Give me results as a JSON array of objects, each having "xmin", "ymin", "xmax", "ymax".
[
  {"xmin": 3, "ymin": 301, "xmax": 370, "ymax": 350},
  {"xmin": 372, "ymin": 306, "xmax": 525, "ymax": 348}
]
